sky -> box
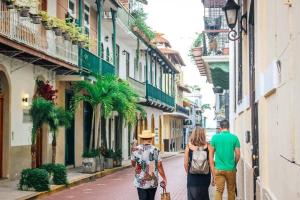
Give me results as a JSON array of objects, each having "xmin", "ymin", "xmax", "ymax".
[{"xmin": 144, "ymin": 0, "xmax": 216, "ymax": 128}]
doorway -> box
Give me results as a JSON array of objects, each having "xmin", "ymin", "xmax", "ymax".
[
  {"xmin": 0, "ymin": 96, "xmax": 3, "ymax": 177},
  {"xmin": 83, "ymin": 102, "xmax": 93, "ymax": 152},
  {"xmin": 65, "ymin": 90, "xmax": 75, "ymax": 166}
]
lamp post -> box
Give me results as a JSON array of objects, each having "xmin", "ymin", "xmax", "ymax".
[{"xmin": 222, "ymin": 0, "xmax": 247, "ymax": 41}]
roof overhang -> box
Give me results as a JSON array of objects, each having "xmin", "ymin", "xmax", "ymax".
[{"xmin": 163, "ymin": 112, "xmax": 189, "ymax": 119}]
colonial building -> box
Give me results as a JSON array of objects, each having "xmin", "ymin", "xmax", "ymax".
[
  {"xmin": 192, "ymin": 0, "xmax": 230, "ymax": 128},
  {"xmin": 228, "ymin": 0, "xmax": 300, "ymax": 200}
]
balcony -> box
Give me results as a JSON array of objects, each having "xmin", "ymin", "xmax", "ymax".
[
  {"xmin": 128, "ymin": 77, "xmax": 146, "ymax": 98},
  {"xmin": 146, "ymin": 83, "xmax": 175, "ymax": 108},
  {"xmin": 116, "ymin": 5, "xmax": 134, "ymax": 30},
  {"xmin": 0, "ymin": 10, "xmax": 78, "ymax": 66},
  {"xmin": 176, "ymin": 104, "xmax": 189, "ymax": 116},
  {"xmin": 79, "ymin": 48, "xmax": 115, "ymax": 75}
]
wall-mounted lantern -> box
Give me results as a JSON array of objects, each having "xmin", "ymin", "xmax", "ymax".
[
  {"xmin": 222, "ymin": 0, "xmax": 247, "ymax": 41},
  {"xmin": 22, "ymin": 93, "xmax": 29, "ymax": 108}
]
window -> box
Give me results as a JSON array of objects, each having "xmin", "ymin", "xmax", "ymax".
[
  {"xmin": 126, "ymin": 51, "xmax": 130, "ymax": 78},
  {"xmin": 84, "ymin": 3, "xmax": 90, "ymax": 35},
  {"xmin": 106, "ymin": 47, "xmax": 110, "ymax": 62},
  {"xmin": 68, "ymin": 0, "xmax": 76, "ymax": 18}
]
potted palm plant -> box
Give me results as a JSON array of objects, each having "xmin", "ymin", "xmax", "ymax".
[
  {"xmin": 82, "ymin": 149, "xmax": 99, "ymax": 173},
  {"xmin": 113, "ymin": 148, "xmax": 122, "ymax": 167}
]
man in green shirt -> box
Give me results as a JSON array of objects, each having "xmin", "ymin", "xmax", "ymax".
[{"xmin": 210, "ymin": 120, "xmax": 241, "ymax": 200}]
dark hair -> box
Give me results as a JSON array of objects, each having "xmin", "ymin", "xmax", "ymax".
[{"xmin": 220, "ymin": 120, "xmax": 229, "ymax": 129}]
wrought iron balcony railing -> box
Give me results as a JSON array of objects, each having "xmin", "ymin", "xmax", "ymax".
[
  {"xmin": 146, "ymin": 83, "xmax": 175, "ymax": 107},
  {"xmin": 0, "ymin": 10, "xmax": 78, "ymax": 65},
  {"xmin": 176, "ymin": 104, "xmax": 190, "ymax": 116},
  {"xmin": 79, "ymin": 47, "xmax": 115, "ymax": 75}
]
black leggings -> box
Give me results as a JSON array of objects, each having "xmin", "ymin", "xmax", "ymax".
[{"xmin": 137, "ymin": 187, "xmax": 157, "ymax": 200}]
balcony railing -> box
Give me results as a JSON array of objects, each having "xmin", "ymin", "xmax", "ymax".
[
  {"xmin": 128, "ymin": 77, "xmax": 146, "ymax": 98},
  {"xmin": 0, "ymin": 10, "xmax": 78, "ymax": 65},
  {"xmin": 79, "ymin": 48, "xmax": 115, "ymax": 75},
  {"xmin": 176, "ymin": 104, "xmax": 190, "ymax": 116},
  {"xmin": 146, "ymin": 83, "xmax": 175, "ymax": 107},
  {"xmin": 117, "ymin": 6, "xmax": 134, "ymax": 30}
]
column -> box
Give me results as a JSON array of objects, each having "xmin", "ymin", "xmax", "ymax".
[
  {"xmin": 145, "ymin": 51, "xmax": 148, "ymax": 84},
  {"xmin": 154, "ymin": 57, "xmax": 157, "ymax": 87},
  {"xmin": 111, "ymin": 9, "xmax": 117, "ymax": 66},
  {"xmin": 96, "ymin": 0, "xmax": 103, "ymax": 73}
]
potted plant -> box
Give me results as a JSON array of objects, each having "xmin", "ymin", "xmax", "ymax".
[
  {"xmin": 113, "ymin": 148, "xmax": 122, "ymax": 167},
  {"xmin": 39, "ymin": 11, "xmax": 52, "ymax": 30},
  {"xmin": 51, "ymin": 17, "xmax": 65, "ymax": 36},
  {"xmin": 69, "ymin": 24, "xmax": 80, "ymax": 45},
  {"xmin": 4, "ymin": 0, "xmax": 15, "ymax": 9},
  {"xmin": 81, "ymin": 149, "xmax": 98, "ymax": 173},
  {"xmin": 30, "ymin": 13, "xmax": 41, "ymax": 24},
  {"xmin": 16, "ymin": 0, "xmax": 39, "ymax": 18},
  {"xmin": 78, "ymin": 34, "xmax": 89, "ymax": 48},
  {"xmin": 104, "ymin": 149, "xmax": 114, "ymax": 169}
]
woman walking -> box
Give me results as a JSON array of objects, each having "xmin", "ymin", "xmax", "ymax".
[{"xmin": 184, "ymin": 127, "xmax": 214, "ymax": 200}]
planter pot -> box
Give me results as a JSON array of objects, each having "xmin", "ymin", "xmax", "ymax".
[
  {"xmin": 62, "ymin": 32, "xmax": 71, "ymax": 41},
  {"xmin": 113, "ymin": 159, "xmax": 122, "ymax": 167},
  {"xmin": 42, "ymin": 21, "xmax": 51, "ymax": 30},
  {"xmin": 192, "ymin": 47, "xmax": 202, "ymax": 57},
  {"xmin": 104, "ymin": 158, "xmax": 113, "ymax": 169},
  {"xmin": 223, "ymin": 47, "xmax": 229, "ymax": 55},
  {"xmin": 72, "ymin": 40, "xmax": 78, "ymax": 45},
  {"xmin": 31, "ymin": 15, "xmax": 41, "ymax": 24},
  {"xmin": 96, "ymin": 156, "xmax": 105, "ymax": 172},
  {"xmin": 78, "ymin": 41, "xmax": 86, "ymax": 48},
  {"xmin": 52, "ymin": 27, "xmax": 62, "ymax": 36},
  {"xmin": 19, "ymin": 7, "xmax": 30, "ymax": 17},
  {"xmin": 5, "ymin": 1, "xmax": 14, "ymax": 9},
  {"xmin": 82, "ymin": 157, "xmax": 97, "ymax": 173}
]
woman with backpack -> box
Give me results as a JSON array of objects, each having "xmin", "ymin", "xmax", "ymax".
[{"xmin": 184, "ymin": 127, "xmax": 214, "ymax": 200}]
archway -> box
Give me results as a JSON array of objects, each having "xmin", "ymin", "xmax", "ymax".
[{"xmin": 0, "ymin": 69, "xmax": 10, "ymax": 178}]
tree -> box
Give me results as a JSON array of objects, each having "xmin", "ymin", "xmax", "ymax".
[
  {"xmin": 48, "ymin": 107, "xmax": 72, "ymax": 164},
  {"xmin": 72, "ymin": 75, "xmax": 142, "ymax": 151},
  {"xmin": 29, "ymin": 97, "xmax": 54, "ymax": 168}
]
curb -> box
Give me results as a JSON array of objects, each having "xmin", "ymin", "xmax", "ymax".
[{"xmin": 19, "ymin": 164, "xmax": 131, "ymax": 200}]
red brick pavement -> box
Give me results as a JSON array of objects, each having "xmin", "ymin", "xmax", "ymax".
[{"xmin": 42, "ymin": 154, "xmax": 214, "ymax": 200}]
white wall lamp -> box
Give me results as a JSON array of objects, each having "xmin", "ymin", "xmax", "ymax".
[{"xmin": 22, "ymin": 93, "xmax": 29, "ymax": 108}]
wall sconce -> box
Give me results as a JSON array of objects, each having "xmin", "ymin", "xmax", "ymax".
[
  {"xmin": 105, "ymin": 36, "xmax": 109, "ymax": 42},
  {"xmin": 22, "ymin": 93, "xmax": 29, "ymax": 108},
  {"xmin": 122, "ymin": 50, "xmax": 127, "ymax": 55},
  {"xmin": 222, "ymin": 0, "xmax": 247, "ymax": 41}
]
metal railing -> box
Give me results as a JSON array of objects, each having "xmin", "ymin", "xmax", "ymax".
[
  {"xmin": 146, "ymin": 83, "xmax": 175, "ymax": 107},
  {"xmin": 79, "ymin": 47, "xmax": 115, "ymax": 75},
  {"xmin": 116, "ymin": 6, "xmax": 134, "ymax": 30},
  {"xmin": 0, "ymin": 10, "xmax": 78, "ymax": 65},
  {"xmin": 176, "ymin": 104, "xmax": 190, "ymax": 116},
  {"xmin": 128, "ymin": 77, "xmax": 146, "ymax": 98}
]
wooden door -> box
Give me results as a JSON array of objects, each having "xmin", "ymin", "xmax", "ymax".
[{"xmin": 0, "ymin": 97, "xmax": 3, "ymax": 177}]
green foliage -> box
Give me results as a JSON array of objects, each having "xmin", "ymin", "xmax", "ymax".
[
  {"xmin": 113, "ymin": 148, "xmax": 122, "ymax": 161},
  {"xmin": 48, "ymin": 106, "xmax": 73, "ymax": 138},
  {"xmin": 201, "ymin": 104, "xmax": 211, "ymax": 111},
  {"xmin": 192, "ymin": 32, "xmax": 205, "ymax": 48},
  {"xmin": 131, "ymin": 8, "xmax": 155, "ymax": 40},
  {"xmin": 19, "ymin": 168, "xmax": 49, "ymax": 192},
  {"xmin": 82, "ymin": 149, "xmax": 100, "ymax": 158},
  {"xmin": 106, "ymin": 149, "xmax": 114, "ymax": 158},
  {"xmin": 29, "ymin": 97, "xmax": 54, "ymax": 144},
  {"xmin": 40, "ymin": 163, "xmax": 68, "ymax": 185},
  {"xmin": 52, "ymin": 164, "xmax": 67, "ymax": 185}
]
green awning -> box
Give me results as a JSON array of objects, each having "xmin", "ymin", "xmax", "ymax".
[{"xmin": 209, "ymin": 62, "xmax": 229, "ymax": 89}]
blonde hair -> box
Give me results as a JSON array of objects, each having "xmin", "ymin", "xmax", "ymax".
[{"xmin": 190, "ymin": 127, "xmax": 207, "ymax": 146}]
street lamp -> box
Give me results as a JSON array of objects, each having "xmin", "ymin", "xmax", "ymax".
[{"xmin": 222, "ymin": 0, "xmax": 247, "ymax": 41}]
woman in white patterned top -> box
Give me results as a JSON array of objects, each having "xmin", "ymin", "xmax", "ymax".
[{"xmin": 131, "ymin": 130, "xmax": 167, "ymax": 200}]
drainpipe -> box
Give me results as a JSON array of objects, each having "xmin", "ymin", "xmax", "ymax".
[
  {"xmin": 111, "ymin": 8, "xmax": 117, "ymax": 66},
  {"xmin": 96, "ymin": 0, "xmax": 103, "ymax": 74}
]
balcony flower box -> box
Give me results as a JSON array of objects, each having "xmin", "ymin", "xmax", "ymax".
[
  {"xmin": 52, "ymin": 27, "xmax": 62, "ymax": 36},
  {"xmin": 30, "ymin": 14, "xmax": 41, "ymax": 24},
  {"xmin": 4, "ymin": 0, "xmax": 15, "ymax": 9},
  {"xmin": 18, "ymin": 6, "xmax": 30, "ymax": 17},
  {"xmin": 62, "ymin": 32, "xmax": 71, "ymax": 41}
]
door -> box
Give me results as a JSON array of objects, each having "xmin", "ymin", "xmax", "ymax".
[
  {"xmin": 0, "ymin": 96, "xmax": 3, "ymax": 177},
  {"xmin": 249, "ymin": 1, "xmax": 260, "ymax": 199},
  {"xmin": 83, "ymin": 102, "xmax": 93, "ymax": 152},
  {"xmin": 115, "ymin": 116, "xmax": 122, "ymax": 151},
  {"xmin": 65, "ymin": 91, "xmax": 75, "ymax": 166}
]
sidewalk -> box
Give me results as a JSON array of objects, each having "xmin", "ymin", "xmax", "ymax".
[{"xmin": 0, "ymin": 152, "xmax": 181, "ymax": 200}]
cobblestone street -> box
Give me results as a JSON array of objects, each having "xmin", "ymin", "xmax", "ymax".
[{"xmin": 42, "ymin": 154, "xmax": 215, "ymax": 200}]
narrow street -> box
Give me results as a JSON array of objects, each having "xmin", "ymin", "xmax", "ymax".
[{"xmin": 42, "ymin": 154, "xmax": 215, "ymax": 200}]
